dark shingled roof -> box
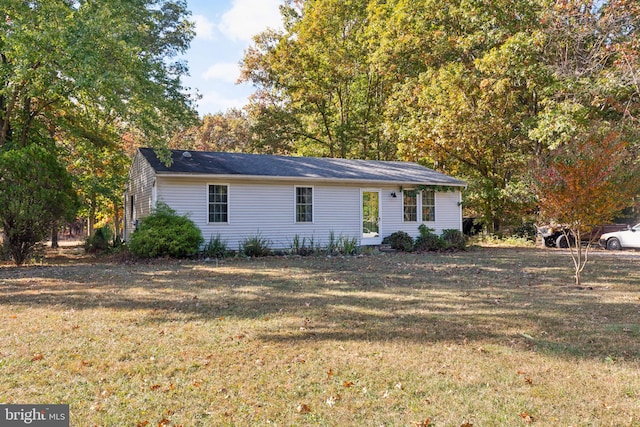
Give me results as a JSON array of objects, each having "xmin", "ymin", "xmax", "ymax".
[{"xmin": 139, "ymin": 148, "xmax": 465, "ymax": 186}]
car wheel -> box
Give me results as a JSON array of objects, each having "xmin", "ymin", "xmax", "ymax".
[
  {"xmin": 606, "ymin": 238, "xmax": 622, "ymax": 250},
  {"xmin": 555, "ymin": 234, "xmax": 573, "ymax": 248}
]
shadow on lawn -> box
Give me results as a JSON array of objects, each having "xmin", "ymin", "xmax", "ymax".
[{"xmin": 1, "ymin": 247, "xmax": 639, "ymax": 362}]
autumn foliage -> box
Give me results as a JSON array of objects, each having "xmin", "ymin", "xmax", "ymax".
[
  {"xmin": 534, "ymin": 129, "xmax": 640, "ymax": 284},
  {"xmin": 535, "ymin": 131, "xmax": 639, "ymax": 229}
]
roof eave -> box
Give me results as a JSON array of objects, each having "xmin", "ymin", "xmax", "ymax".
[{"xmin": 154, "ymin": 172, "xmax": 466, "ymax": 187}]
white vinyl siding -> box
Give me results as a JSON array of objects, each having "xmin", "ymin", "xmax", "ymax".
[
  {"xmin": 148, "ymin": 175, "xmax": 462, "ymax": 249},
  {"xmin": 388, "ymin": 190, "xmax": 461, "ymax": 237},
  {"xmin": 124, "ymin": 152, "xmax": 156, "ymax": 239},
  {"xmin": 155, "ymin": 178, "xmax": 362, "ymax": 249}
]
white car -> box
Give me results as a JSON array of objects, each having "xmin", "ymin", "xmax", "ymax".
[{"xmin": 600, "ymin": 224, "xmax": 640, "ymax": 250}]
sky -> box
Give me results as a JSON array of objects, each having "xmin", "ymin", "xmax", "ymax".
[{"xmin": 180, "ymin": 0, "xmax": 285, "ymax": 117}]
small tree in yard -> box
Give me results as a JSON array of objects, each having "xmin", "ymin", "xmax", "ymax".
[
  {"xmin": 534, "ymin": 130, "xmax": 640, "ymax": 285},
  {"xmin": 0, "ymin": 145, "xmax": 78, "ymax": 265}
]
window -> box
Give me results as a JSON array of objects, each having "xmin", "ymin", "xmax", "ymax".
[
  {"xmin": 296, "ymin": 187, "xmax": 313, "ymax": 222},
  {"xmin": 208, "ymin": 185, "xmax": 228, "ymax": 223},
  {"xmin": 403, "ymin": 189, "xmax": 436, "ymax": 222},
  {"xmin": 403, "ymin": 192, "xmax": 417, "ymax": 222},
  {"xmin": 422, "ymin": 190, "xmax": 435, "ymax": 222}
]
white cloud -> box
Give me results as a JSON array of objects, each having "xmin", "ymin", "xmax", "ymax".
[
  {"xmin": 198, "ymin": 90, "xmax": 248, "ymax": 114},
  {"xmin": 202, "ymin": 62, "xmax": 241, "ymax": 83},
  {"xmin": 218, "ymin": 0, "xmax": 283, "ymax": 42},
  {"xmin": 193, "ymin": 14, "xmax": 215, "ymax": 40}
]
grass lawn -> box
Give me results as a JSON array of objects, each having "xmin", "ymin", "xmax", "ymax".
[{"xmin": 0, "ymin": 246, "xmax": 639, "ymax": 426}]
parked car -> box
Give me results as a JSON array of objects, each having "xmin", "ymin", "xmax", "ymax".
[
  {"xmin": 599, "ymin": 224, "xmax": 640, "ymax": 250},
  {"xmin": 538, "ymin": 224, "xmax": 629, "ymax": 248}
]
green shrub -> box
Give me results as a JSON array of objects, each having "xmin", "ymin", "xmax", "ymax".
[
  {"xmin": 128, "ymin": 202, "xmax": 204, "ymax": 258},
  {"xmin": 338, "ymin": 235, "xmax": 358, "ymax": 255},
  {"xmin": 202, "ymin": 234, "xmax": 229, "ymax": 258},
  {"xmin": 290, "ymin": 235, "xmax": 316, "ymax": 256},
  {"xmin": 441, "ymin": 229, "xmax": 467, "ymax": 250},
  {"xmin": 382, "ymin": 231, "xmax": 414, "ymax": 252},
  {"xmin": 240, "ymin": 233, "xmax": 271, "ymax": 257},
  {"xmin": 85, "ymin": 226, "xmax": 113, "ymax": 253},
  {"xmin": 414, "ymin": 225, "xmax": 444, "ymax": 252},
  {"xmin": 513, "ymin": 221, "xmax": 537, "ymax": 241}
]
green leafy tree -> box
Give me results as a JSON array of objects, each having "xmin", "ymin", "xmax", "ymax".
[
  {"xmin": 241, "ymin": 0, "xmax": 395, "ymax": 159},
  {"xmin": 0, "ymin": 0, "xmax": 197, "ymax": 259},
  {"xmin": 0, "ymin": 145, "xmax": 78, "ymax": 265},
  {"xmin": 0, "ymin": 0, "xmax": 196, "ymax": 149},
  {"xmin": 380, "ymin": 0, "xmax": 548, "ymax": 231}
]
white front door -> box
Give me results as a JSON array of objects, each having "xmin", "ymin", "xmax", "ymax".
[{"xmin": 361, "ymin": 190, "xmax": 381, "ymax": 245}]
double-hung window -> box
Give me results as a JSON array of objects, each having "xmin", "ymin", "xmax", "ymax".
[
  {"xmin": 208, "ymin": 184, "xmax": 228, "ymax": 223},
  {"xmin": 296, "ymin": 187, "xmax": 313, "ymax": 223},
  {"xmin": 422, "ymin": 190, "xmax": 435, "ymax": 222},
  {"xmin": 403, "ymin": 189, "xmax": 435, "ymax": 222},
  {"xmin": 403, "ymin": 192, "xmax": 418, "ymax": 222}
]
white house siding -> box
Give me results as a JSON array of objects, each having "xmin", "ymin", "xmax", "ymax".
[
  {"xmin": 124, "ymin": 153, "xmax": 156, "ymax": 240},
  {"xmin": 155, "ymin": 177, "xmax": 371, "ymax": 250},
  {"xmin": 382, "ymin": 190, "xmax": 463, "ymax": 239},
  {"xmin": 150, "ymin": 176, "xmax": 463, "ymax": 250}
]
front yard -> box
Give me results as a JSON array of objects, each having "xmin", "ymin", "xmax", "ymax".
[{"xmin": 0, "ymin": 247, "xmax": 639, "ymax": 425}]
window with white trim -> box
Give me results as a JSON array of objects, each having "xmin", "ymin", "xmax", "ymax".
[
  {"xmin": 295, "ymin": 186, "xmax": 313, "ymax": 223},
  {"xmin": 403, "ymin": 189, "xmax": 436, "ymax": 222},
  {"xmin": 403, "ymin": 192, "xmax": 417, "ymax": 222},
  {"xmin": 422, "ymin": 190, "xmax": 435, "ymax": 222},
  {"xmin": 208, "ymin": 184, "xmax": 228, "ymax": 223}
]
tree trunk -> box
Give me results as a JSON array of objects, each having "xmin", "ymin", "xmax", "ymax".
[
  {"xmin": 88, "ymin": 196, "xmax": 97, "ymax": 236},
  {"xmin": 50, "ymin": 223, "xmax": 59, "ymax": 249},
  {"xmin": 113, "ymin": 199, "xmax": 121, "ymax": 240}
]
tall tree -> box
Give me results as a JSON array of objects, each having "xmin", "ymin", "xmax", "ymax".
[
  {"xmin": 170, "ymin": 109, "xmax": 251, "ymax": 153},
  {"xmin": 0, "ymin": 0, "xmax": 196, "ymax": 150},
  {"xmin": 380, "ymin": 0, "xmax": 548, "ymax": 231},
  {"xmin": 0, "ymin": 145, "xmax": 78, "ymax": 265},
  {"xmin": 0, "ymin": 0, "xmax": 196, "ymax": 262},
  {"xmin": 241, "ymin": 0, "xmax": 395, "ymax": 159}
]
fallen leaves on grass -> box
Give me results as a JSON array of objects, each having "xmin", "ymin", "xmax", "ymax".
[
  {"xmin": 519, "ymin": 412, "xmax": 535, "ymax": 423},
  {"xmin": 30, "ymin": 353, "xmax": 44, "ymax": 362},
  {"xmin": 296, "ymin": 403, "xmax": 311, "ymax": 413},
  {"xmin": 415, "ymin": 419, "xmax": 430, "ymax": 427},
  {"xmin": 325, "ymin": 395, "xmax": 341, "ymax": 407},
  {"xmin": 343, "ymin": 381, "xmax": 354, "ymax": 388}
]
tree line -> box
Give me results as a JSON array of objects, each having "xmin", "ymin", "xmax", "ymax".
[
  {"xmin": 1, "ymin": 0, "xmax": 640, "ymax": 269},
  {"xmin": 185, "ymin": 0, "xmax": 640, "ymax": 234}
]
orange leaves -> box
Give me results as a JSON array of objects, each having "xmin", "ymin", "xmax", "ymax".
[
  {"xmin": 296, "ymin": 403, "xmax": 312, "ymax": 413},
  {"xmin": 519, "ymin": 412, "xmax": 535, "ymax": 423},
  {"xmin": 517, "ymin": 370, "xmax": 534, "ymax": 385},
  {"xmin": 30, "ymin": 353, "xmax": 44, "ymax": 362},
  {"xmin": 343, "ymin": 380, "xmax": 355, "ymax": 388}
]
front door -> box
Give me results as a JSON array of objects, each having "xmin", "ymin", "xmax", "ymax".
[{"xmin": 361, "ymin": 190, "xmax": 381, "ymax": 245}]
